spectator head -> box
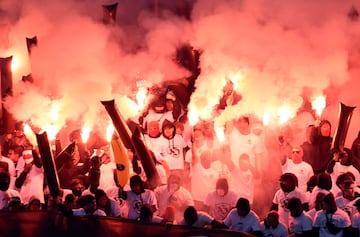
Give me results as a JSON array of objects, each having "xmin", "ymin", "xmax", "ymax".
[
  {"xmin": 280, "ymin": 173, "xmax": 298, "ymax": 193},
  {"xmin": 265, "ymin": 211, "xmax": 280, "ymax": 228},
  {"xmin": 322, "ymin": 193, "xmax": 337, "ymax": 214},
  {"xmin": 130, "ymin": 175, "xmax": 145, "ymax": 194},
  {"xmin": 236, "ymin": 198, "xmax": 250, "ymax": 217},
  {"xmin": 317, "ymin": 173, "xmax": 332, "ymax": 191},
  {"xmin": 0, "ymin": 171, "xmax": 10, "ymax": 191},
  {"xmin": 28, "ymin": 196, "xmax": 41, "ymax": 211},
  {"xmin": 319, "ymin": 120, "xmax": 331, "ymax": 137},
  {"xmin": 147, "ymin": 121, "xmax": 161, "ymax": 138},
  {"xmin": 78, "ymin": 195, "xmax": 96, "ymax": 214},
  {"xmin": 70, "ymin": 178, "xmax": 85, "ymax": 197},
  {"xmin": 314, "ymin": 192, "xmax": 326, "ymax": 211},
  {"xmin": 183, "ymin": 206, "xmax": 198, "ymax": 226},
  {"xmin": 139, "ymin": 204, "xmax": 154, "ymax": 223},
  {"xmin": 167, "ymin": 174, "xmax": 181, "ymax": 192},
  {"xmin": 215, "ymin": 178, "xmax": 229, "ymax": 197},
  {"xmin": 287, "ymin": 197, "xmax": 303, "ymax": 217}
]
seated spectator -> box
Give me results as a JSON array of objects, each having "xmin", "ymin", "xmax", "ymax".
[
  {"xmin": 154, "ymin": 174, "xmax": 194, "ymax": 223},
  {"xmin": 27, "ymin": 196, "xmax": 42, "ymax": 211},
  {"xmin": 223, "ymin": 198, "xmax": 262, "ymax": 237},
  {"xmin": 72, "ymin": 194, "xmax": 106, "ymax": 216},
  {"xmin": 351, "ymin": 199, "xmax": 360, "ymax": 236},
  {"xmin": 204, "ymin": 177, "xmax": 237, "ymax": 221},
  {"xmin": 125, "ymin": 175, "xmax": 157, "ymax": 220},
  {"xmin": 94, "ymin": 189, "xmax": 122, "ymax": 218},
  {"xmin": 139, "ymin": 204, "xmax": 164, "ymax": 223},
  {"xmin": 260, "ymin": 210, "xmax": 288, "ymax": 237},
  {"xmin": 179, "ymin": 206, "xmax": 221, "ymax": 228},
  {"xmin": 0, "ymin": 171, "xmax": 22, "ymax": 211}
]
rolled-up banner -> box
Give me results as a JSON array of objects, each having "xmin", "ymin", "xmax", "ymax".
[
  {"xmin": 331, "ymin": 102, "xmax": 356, "ymax": 153},
  {"xmin": 0, "ymin": 56, "xmax": 16, "ymax": 135},
  {"xmin": 131, "ymin": 126, "xmax": 161, "ymax": 189},
  {"xmin": 101, "ymin": 99, "xmax": 160, "ymax": 188},
  {"xmin": 101, "ymin": 99, "xmax": 133, "ymax": 149},
  {"xmin": 55, "ymin": 141, "xmax": 75, "ymax": 173},
  {"xmin": 35, "ymin": 132, "xmax": 60, "ymax": 198}
]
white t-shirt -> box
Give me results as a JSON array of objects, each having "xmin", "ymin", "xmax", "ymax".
[
  {"xmin": 126, "ymin": 189, "xmax": 157, "ymax": 220},
  {"xmin": 190, "ymin": 162, "xmax": 218, "ymax": 202},
  {"xmin": 282, "ymin": 159, "xmax": 314, "ymax": 193},
  {"xmin": 330, "ymin": 163, "xmax": 360, "ymax": 195},
  {"xmin": 0, "ymin": 189, "xmax": 22, "ymax": 210},
  {"xmin": 224, "ymin": 209, "xmax": 261, "ymax": 233},
  {"xmin": 157, "ymin": 134, "xmax": 186, "ymax": 170},
  {"xmin": 179, "ymin": 211, "xmax": 214, "ymax": 228},
  {"xmin": 154, "ymin": 185, "xmax": 194, "ymax": 222},
  {"xmin": 288, "ymin": 212, "xmax": 313, "ymax": 235},
  {"xmin": 229, "ymin": 168, "xmax": 254, "ymax": 204},
  {"xmin": 260, "ymin": 221, "xmax": 288, "ymax": 237},
  {"xmin": 313, "ymin": 209, "xmax": 351, "ymax": 237},
  {"xmin": 0, "ymin": 156, "xmax": 16, "ymax": 189},
  {"xmin": 205, "ymin": 190, "xmax": 237, "ymax": 220},
  {"xmin": 352, "ymin": 212, "xmax": 360, "ymax": 231},
  {"xmin": 15, "ymin": 157, "xmax": 44, "ymax": 205},
  {"xmin": 99, "ymin": 161, "xmax": 116, "ymax": 191},
  {"xmin": 228, "ymin": 129, "xmax": 263, "ymax": 168}
]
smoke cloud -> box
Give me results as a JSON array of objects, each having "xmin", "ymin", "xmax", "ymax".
[{"xmin": 0, "ymin": 0, "xmax": 359, "ymax": 153}]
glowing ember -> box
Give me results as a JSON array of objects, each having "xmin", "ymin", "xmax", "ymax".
[{"xmin": 312, "ymin": 95, "xmax": 326, "ymax": 117}]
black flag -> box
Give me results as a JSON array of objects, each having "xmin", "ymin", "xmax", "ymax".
[
  {"xmin": 102, "ymin": 3, "xmax": 118, "ymax": 24},
  {"xmin": 26, "ymin": 36, "xmax": 38, "ymax": 54}
]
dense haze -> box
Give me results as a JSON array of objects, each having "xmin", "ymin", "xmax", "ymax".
[{"xmin": 1, "ymin": 0, "xmax": 360, "ymax": 147}]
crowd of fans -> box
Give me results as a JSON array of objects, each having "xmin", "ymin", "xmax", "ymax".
[{"xmin": 1, "ymin": 86, "xmax": 360, "ymax": 237}]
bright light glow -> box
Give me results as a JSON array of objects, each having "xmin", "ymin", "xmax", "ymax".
[
  {"xmin": 228, "ymin": 70, "xmax": 243, "ymax": 90},
  {"xmin": 277, "ymin": 107, "xmax": 292, "ymax": 124},
  {"xmin": 214, "ymin": 125, "xmax": 225, "ymax": 143},
  {"xmin": 262, "ymin": 111, "xmax": 270, "ymax": 126},
  {"xmin": 188, "ymin": 109, "xmax": 199, "ymax": 126},
  {"xmin": 136, "ymin": 87, "xmax": 148, "ymax": 112},
  {"xmin": 44, "ymin": 124, "xmax": 59, "ymax": 141},
  {"xmin": 81, "ymin": 126, "xmax": 91, "ymax": 143},
  {"xmin": 11, "ymin": 57, "xmax": 20, "ymax": 72},
  {"xmin": 49, "ymin": 101, "xmax": 60, "ymax": 121},
  {"xmin": 106, "ymin": 123, "xmax": 115, "ymax": 142},
  {"xmin": 23, "ymin": 123, "xmax": 37, "ymax": 146},
  {"xmin": 312, "ymin": 95, "xmax": 326, "ymax": 117}
]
